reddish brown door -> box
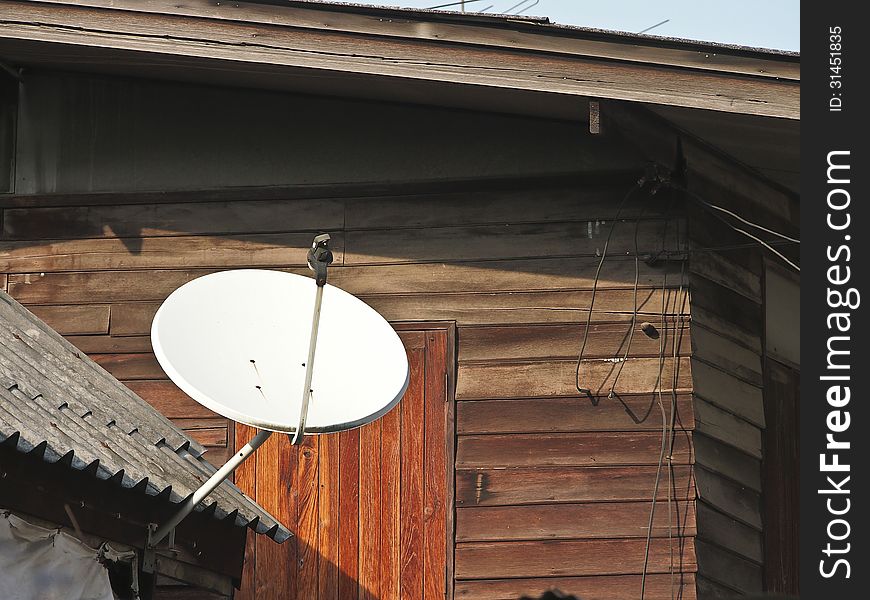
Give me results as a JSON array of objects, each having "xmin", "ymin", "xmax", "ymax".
[{"xmin": 235, "ymin": 328, "xmax": 452, "ymax": 600}]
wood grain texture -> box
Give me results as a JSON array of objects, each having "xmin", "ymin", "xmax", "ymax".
[
  {"xmin": 344, "ymin": 219, "xmax": 682, "ymax": 264},
  {"xmin": 423, "ymin": 332, "xmax": 448, "ymax": 600},
  {"xmin": 457, "ymin": 395, "xmax": 695, "ymax": 434},
  {"xmin": 66, "ymin": 334, "xmax": 152, "ymax": 353},
  {"xmin": 694, "ymin": 539, "xmax": 762, "ymax": 594},
  {"xmin": 2, "ymin": 197, "xmax": 344, "ymax": 240},
  {"xmin": 105, "ymin": 287, "xmax": 688, "ymax": 336},
  {"xmin": 691, "ymin": 359, "xmax": 764, "ymax": 428},
  {"xmin": 455, "ymin": 537, "xmax": 696, "ymax": 579},
  {"xmin": 693, "ymin": 432, "xmax": 761, "ymax": 492},
  {"xmin": 337, "ymin": 428, "xmax": 360, "ymax": 600},
  {"xmin": 457, "ymin": 432, "xmax": 692, "ymax": 468},
  {"xmin": 296, "ymin": 436, "xmax": 320, "ymax": 600},
  {"xmin": 691, "ymin": 324, "xmax": 763, "ymax": 386},
  {"xmin": 454, "ymin": 573, "xmax": 696, "ymax": 600},
  {"xmin": 456, "ymin": 466, "xmax": 696, "ymax": 507},
  {"xmin": 0, "ymin": 232, "xmax": 346, "ymax": 272},
  {"xmin": 317, "ymin": 433, "xmax": 340, "ymax": 600},
  {"xmin": 7, "ymin": 258, "xmax": 684, "ymax": 304},
  {"xmin": 255, "ymin": 433, "xmax": 293, "ymax": 599},
  {"xmin": 696, "ymin": 502, "xmax": 763, "ymax": 564},
  {"xmin": 694, "ymin": 467, "xmax": 762, "ymax": 530},
  {"xmin": 379, "ymin": 393, "xmax": 401, "ymax": 600},
  {"xmin": 123, "ymin": 380, "xmax": 217, "ymax": 419},
  {"xmin": 400, "ymin": 346, "xmax": 425, "ymax": 600},
  {"xmin": 27, "ymin": 304, "xmax": 110, "ymax": 334},
  {"xmin": 456, "ymin": 357, "xmax": 692, "ymax": 399},
  {"xmin": 358, "ymin": 416, "xmax": 382, "ymax": 600},
  {"xmin": 92, "ymin": 353, "xmax": 164, "ymax": 380},
  {"xmin": 693, "ymin": 397, "xmax": 762, "ymax": 459},
  {"xmin": 0, "ymin": 2, "xmax": 799, "ymax": 118},
  {"xmin": 457, "ymin": 501, "xmax": 696, "ymax": 541},
  {"xmin": 233, "ymin": 423, "xmax": 258, "ymax": 600},
  {"xmin": 459, "ymin": 321, "xmax": 690, "ymax": 362},
  {"xmin": 34, "ymin": 0, "xmax": 800, "ymax": 81}
]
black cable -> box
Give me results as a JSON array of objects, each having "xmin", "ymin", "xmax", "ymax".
[{"xmin": 575, "ymin": 182, "xmax": 644, "ymax": 395}]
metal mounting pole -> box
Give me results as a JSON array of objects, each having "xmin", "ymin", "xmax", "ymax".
[
  {"xmin": 292, "ymin": 234, "xmax": 333, "ymax": 446},
  {"xmin": 147, "ymin": 428, "xmax": 273, "ymax": 551}
]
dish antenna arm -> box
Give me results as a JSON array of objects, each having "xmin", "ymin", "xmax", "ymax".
[{"xmin": 292, "ymin": 233, "xmax": 333, "ymax": 446}]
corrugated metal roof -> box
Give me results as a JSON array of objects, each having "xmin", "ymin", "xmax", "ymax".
[{"xmin": 0, "ymin": 290, "xmax": 291, "ymax": 544}]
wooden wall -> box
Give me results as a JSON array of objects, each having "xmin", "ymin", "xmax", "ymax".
[
  {"xmin": 685, "ymin": 174, "xmax": 799, "ymax": 598},
  {"xmin": 1, "ymin": 170, "xmax": 697, "ymax": 599}
]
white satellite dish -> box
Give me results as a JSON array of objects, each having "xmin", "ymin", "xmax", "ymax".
[
  {"xmin": 151, "ymin": 269, "xmax": 409, "ymax": 434},
  {"xmin": 145, "ymin": 234, "xmax": 409, "ymax": 551}
]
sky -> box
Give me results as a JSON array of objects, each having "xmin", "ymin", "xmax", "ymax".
[{"xmin": 350, "ymin": 0, "xmax": 800, "ymax": 51}]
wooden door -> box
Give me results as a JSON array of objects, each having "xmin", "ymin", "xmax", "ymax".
[{"xmin": 234, "ymin": 328, "xmax": 452, "ymax": 600}]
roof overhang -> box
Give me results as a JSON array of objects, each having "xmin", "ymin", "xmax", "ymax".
[{"xmin": 0, "ymin": 0, "xmax": 799, "ymax": 120}]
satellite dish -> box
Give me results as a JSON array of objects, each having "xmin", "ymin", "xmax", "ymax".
[
  {"xmin": 151, "ymin": 269, "xmax": 409, "ymax": 434},
  {"xmin": 144, "ymin": 235, "xmax": 410, "ymax": 551}
]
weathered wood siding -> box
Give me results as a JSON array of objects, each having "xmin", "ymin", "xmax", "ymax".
[
  {"xmin": 686, "ymin": 176, "xmax": 800, "ymax": 597},
  {"xmin": 2, "ymin": 171, "xmax": 695, "ymax": 599}
]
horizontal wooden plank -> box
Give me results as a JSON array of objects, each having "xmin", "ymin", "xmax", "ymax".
[
  {"xmin": 456, "ymin": 466, "xmax": 696, "ymax": 506},
  {"xmin": 696, "ymin": 502, "xmax": 762, "ymax": 564},
  {"xmin": 8, "ymin": 258, "xmax": 687, "ymax": 304},
  {"xmin": 456, "ymin": 432, "xmax": 692, "ymax": 468},
  {"xmin": 454, "ymin": 573, "xmax": 696, "ymax": 600},
  {"xmin": 344, "ymin": 219, "xmax": 683, "ymax": 264},
  {"xmin": 689, "ymin": 275, "xmax": 762, "ymax": 341},
  {"xmin": 56, "ymin": 0, "xmax": 801, "ymax": 82},
  {"xmin": 693, "ymin": 432, "xmax": 761, "ymax": 492},
  {"xmin": 688, "ymin": 249, "xmax": 761, "ymax": 303},
  {"xmin": 345, "ymin": 183, "xmax": 663, "ymax": 229},
  {"xmin": 27, "ymin": 304, "xmax": 110, "ymax": 334},
  {"xmin": 108, "ymin": 287, "xmax": 689, "ymax": 335},
  {"xmin": 123, "ymin": 380, "xmax": 218, "ymax": 419},
  {"xmin": 695, "ymin": 539, "xmax": 762, "ymax": 595},
  {"xmin": 92, "ymin": 353, "xmax": 164, "ymax": 380},
  {"xmin": 1, "ymin": 196, "xmax": 344, "ymax": 240},
  {"xmin": 457, "ymin": 501, "xmax": 695, "ymax": 542},
  {"xmin": 690, "ymin": 324, "xmax": 762, "ymax": 386},
  {"xmin": 367, "ymin": 287, "xmax": 691, "ymax": 326},
  {"xmin": 457, "ymin": 395, "xmax": 695, "ymax": 435},
  {"xmin": 456, "ymin": 357, "xmax": 692, "ymax": 399},
  {"xmin": 181, "ymin": 426, "xmax": 227, "ymax": 448},
  {"xmin": 0, "ymin": 1, "xmax": 799, "ymax": 118},
  {"xmin": 690, "ymin": 305, "xmax": 761, "ymax": 354},
  {"xmin": 692, "ymin": 359, "xmax": 764, "ymax": 428},
  {"xmin": 460, "ymin": 321, "xmax": 690, "ymax": 362},
  {"xmin": 695, "ymin": 467, "xmax": 761, "ymax": 530},
  {"xmin": 65, "ymin": 334, "xmax": 152, "ymax": 353},
  {"xmin": 201, "ymin": 445, "xmax": 231, "ymax": 467},
  {"xmin": 0, "ymin": 232, "xmax": 346, "ymax": 272},
  {"xmin": 693, "ymin": 397, "xmax": 762, "ymax": 459},
  {"xmin": 455, "ymin": 537, "xmax": 696, "ymax": 579}
]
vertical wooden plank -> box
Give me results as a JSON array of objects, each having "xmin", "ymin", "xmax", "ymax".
[
  {"xmin": 255, "ymin": 433, "xmax": 292, "ymax": 599},
  {"xmin": 401, "ymin": 347, "xmax": 426, "ymax": 600},
  {"xmin": 358, "ymin": 419, "xmax": 382, "ymax": 600},
  {"xmin": 297, "ymin": 436, "xmax": 320, "ymax": 600},
  {"xmin": 318, "ymin": 433, "xmax": 341, "ymax": 600},
  {"xmin": 233, "ymin": 423, "xmax": 258, "ymax": 600},
  {"xmin": 762, "ymin": 358, "xmax": 800, "ymax": 595},
  {"xmin": 423, "ymin": 331, "xmax": 448, "ymax": 600},
  {"xmin": 338, "ymin": 428, "xmax": 360, "ymax": 600},
  {"xmin": 380, "ymin": 391, "xmax": 403, "ymax": 600},
  {"xmin": 279, "ymin": 433, "xmax": 299, "ymax": 600}
]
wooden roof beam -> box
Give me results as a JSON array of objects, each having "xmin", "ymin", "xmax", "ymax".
[{"xmin": 0, "ymin": 0, "xmax": 799, "ymax": 119}]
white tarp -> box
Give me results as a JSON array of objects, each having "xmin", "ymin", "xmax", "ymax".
[{"xmin": 0, "ymin": 511, "xmax": 114, "ymax": 600}]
